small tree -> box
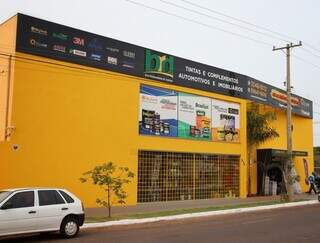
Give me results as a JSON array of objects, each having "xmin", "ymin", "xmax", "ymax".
[
  {"xmin": 247, "ymin": 103, "xmax": 279, "ymax": 196},
  {"xmin": 80, "ymin": 162, "xmax": 134, "ymax": 218}
]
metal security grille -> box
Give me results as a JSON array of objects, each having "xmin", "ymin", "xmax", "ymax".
[{"xmin": 138, "ymin": 151, "xmax": 239, "ymax": 203}]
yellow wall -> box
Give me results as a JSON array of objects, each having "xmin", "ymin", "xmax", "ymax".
[
  {"xmin": 0, "ymin": 16, "xmax": 16, "ymax": 141},
  {"xmin": 0, "ymin": 51, "xmax": 248, "ymax": 207},
  {"xmin": 0, "ymin": 16, "xmax": 313, "ymax": 208},
  {"xmin": 250, "ymin": 105, "xmax": 314, "ymax": 194}
]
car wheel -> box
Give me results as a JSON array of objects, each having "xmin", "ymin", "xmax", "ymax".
[
  {"xmin": 318, "ymin": 194, "xmax": 320, "ymax": 202},
  {"xmin": 60, "ymin": 217, "xmax": 79, "ymax": 238}
]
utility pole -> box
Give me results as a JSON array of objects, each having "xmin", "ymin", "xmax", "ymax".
[{"xmin": 273, "ymin": 41, "xmax": 302, "ymax": 200}]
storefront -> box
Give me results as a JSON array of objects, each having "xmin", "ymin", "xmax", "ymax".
[{"xmin": 0, "ymin": 14, "xmax": 314, "ymax": 208}]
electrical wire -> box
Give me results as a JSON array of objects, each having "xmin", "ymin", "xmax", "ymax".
[
  {"xmin": 124, "ymin": 0, "xmax": 272, "ymax": 47},
  {"xmin": 160, "ymin": 0, "xmax": 290, "ymax": 43},
  {"xmin": 178, "ymin": 0, "xmax": 320, "ymax": 55}
]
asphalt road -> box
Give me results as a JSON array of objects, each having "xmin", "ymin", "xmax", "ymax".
[{"xmin": 2, "ymin": 204, "xmax": 320, "ymax": 243}]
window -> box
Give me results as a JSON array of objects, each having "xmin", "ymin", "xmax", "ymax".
[
  {"xmin": 0, "ymin": 191, "xmax": 12, "ymax": 203},
  {"xmin": 3, "ymin": 191, "xmax": 34, "ymax": 208},
  {"xmin": 59, "ymin": 190, "xmax": 75, "ymax": 203},
  {"xmin": 38, "ymin": 190, "xmax": 65, "ymax": 206},
  {"xmin": 138, "ymin": 151, "xmax": 240, "ymax": 203}
]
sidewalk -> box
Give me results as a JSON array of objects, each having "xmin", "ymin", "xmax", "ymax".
[
  {"xmin": 85, "ymin": 193, "xmax": 318, "ymax": 217},
  {"xmin": 83, "ymin": 193, "xmax": 319, "ymax": 229}
]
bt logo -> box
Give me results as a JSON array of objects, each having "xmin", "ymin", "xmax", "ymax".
[{"xmin": 144, "ymin": 49, "xmax": 174, "ymax": 78}]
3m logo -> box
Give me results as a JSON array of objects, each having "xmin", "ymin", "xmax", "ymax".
[{"xmin": 144, "ymin": 49, "xmax": 174, "ymax": 81}]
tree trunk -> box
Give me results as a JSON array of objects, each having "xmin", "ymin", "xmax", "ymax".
[
  {"xmin": 283, "ymin": 159, "xmax": 294, "ymax": 202},
  {"xmin": 107, "ymin": 185, "xmax": 111, "ymax": 218}
]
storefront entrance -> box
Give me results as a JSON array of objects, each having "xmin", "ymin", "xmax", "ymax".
[
  {"xmin": 137, "ymin": 150, "xmax": 240, "ymax": 203},
  {"xmin": 257, "ymin": 149, "xmax": 308, "ymax": 195}
]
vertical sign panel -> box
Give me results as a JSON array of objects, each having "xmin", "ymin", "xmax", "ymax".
[
  {"xmin": 139, "ymin": 85, "xmax": 178, "ymax": 137},
  {"xmin": 211, "ymin": 99, "xmax": 240, "ymax": 143},
  {"xmin": 178, "ymin": 93, "xmax": 211, "ymax": 140}
]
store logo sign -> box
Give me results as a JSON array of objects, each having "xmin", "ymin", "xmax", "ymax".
[
  {"xmin": 29, "ymin": 39, "xmax": 47, "ymax": 48},
  {"xmin": 122, "ymin": 60, "xmax": 135, "ymax": 69},
  {"xmin": 107, "ymin": 56, "xmax": 118, "ymax": 65},
  {"xmin": 271, "ymin": 89, "xmax": 300, "ymax": 106},
  {"xmin": 73, "ymin": 37, "xmax": 85, "ymax": 46},
  {"xmin": 31, "ymin": 26, "xmax": 47, "ymax": 36},
  {"xmin": 106, "ymin": 46, "xmax": 120, "ymax": 53},
  {"xmin": 145, "ymin": 49, "xmax": 174, "ymax": 80},
  {"xmin": 69, "ymin": 49, "xmax": 87, "ymax": 57},
  {"xmin": 52, "ymin": 32, "xmax": 68, "ymax": 41},
  {"xmin": 53, "ymin": 44, "xmax": 66, "ymax": 53},
  {"xmin": 90, "ymin": 53, "xmax": 101, "ymax": 61},
  {"xmin": 123, "ymin": 50, "xmax": 135, "ymax": 59}
]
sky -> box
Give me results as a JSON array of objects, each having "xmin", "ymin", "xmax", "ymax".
[{"xmin": 1, "ymin": 0, "xmax": 320, "ymax": 145}]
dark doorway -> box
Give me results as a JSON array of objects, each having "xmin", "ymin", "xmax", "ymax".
[{"xmin": 267, "ymin": 165, "xmax": 283, "ymax": 195}]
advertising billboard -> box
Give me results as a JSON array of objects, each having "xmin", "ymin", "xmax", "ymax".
[
  {"xmin": 139, "ymin": 85, "xmax": 178, "ymax": 137},
  {"xmin": 211, "ymin": 99, "xmax": 240, "ymax": 143},
  {"xmin": 178, "ymin": 93, "xmax": 211, "ymax": 140}
]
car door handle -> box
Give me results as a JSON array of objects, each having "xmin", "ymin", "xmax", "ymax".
[
  {"xmin": 28, "ymin": 210, "xmax": 36, "ymax": 214},
  {"xmin": 61, "ymin": 207, "xmax": 68, "ymax": 211}
]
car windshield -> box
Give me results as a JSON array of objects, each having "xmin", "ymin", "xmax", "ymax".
[{"xmin": 0, "ymin": 191, "xmax": 12, "ymax": 203}]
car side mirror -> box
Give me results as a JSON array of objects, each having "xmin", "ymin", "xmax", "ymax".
[{"xmin": 1, "ymin": 202, "xmax": 13, "ymax": 210}]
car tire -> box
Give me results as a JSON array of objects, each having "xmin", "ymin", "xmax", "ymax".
[
  {"xmin": 318, "ymin": 194, "xmax": 320, "ymax": 202},
  {"xmin": 60, "ymin": 217, "xmax": 79, "ymax": 238}
]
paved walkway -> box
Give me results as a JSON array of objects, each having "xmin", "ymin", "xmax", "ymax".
[{"xmin": 85, "ymin": 193, "xmax": 318, "ymax": 217}]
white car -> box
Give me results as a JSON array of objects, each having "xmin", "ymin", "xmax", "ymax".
[{"xmin": 0, "ymin": 188, "xmax": 85, "ymax": 238}]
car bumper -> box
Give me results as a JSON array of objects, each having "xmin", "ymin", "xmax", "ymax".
[{"xmin": 78, "ymin": 213, "xmax": 85, "ymax": 226}]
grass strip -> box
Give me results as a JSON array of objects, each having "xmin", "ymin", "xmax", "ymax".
[{"xmin": 85, "ymin": 198, "xmax": 309, "ymax": 223}]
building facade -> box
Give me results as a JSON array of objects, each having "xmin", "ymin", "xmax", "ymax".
[{"xmin": 0, "ymin": 14, "xmax": 314, "ymax": 208}]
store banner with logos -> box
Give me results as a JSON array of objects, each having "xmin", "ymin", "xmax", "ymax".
[
  {"xmin": 139, "ymin": 85, "xmax": 178, "ymax": 137},
  {"xmin": 16, "ymin": 13, "xmax": 313, "ymax": 119},
  {"xmin": 247, "ymin": 78, "xmax": 313, "ymax": 118},
  {"xmin": 16, "ymin": 14, "xmax": 145, "ymax": 78},
  {"xmin": 211, "ymin": 99, "xmax": 240, "ymax": 143},
  {"xmin": 178, "ymin": 93, "xmax": 211, "ymax": 141}
]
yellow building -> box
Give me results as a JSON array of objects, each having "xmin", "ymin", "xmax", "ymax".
[{"xmin": 0, "ymin": 14, "xmax": 314, "ymax": 208}]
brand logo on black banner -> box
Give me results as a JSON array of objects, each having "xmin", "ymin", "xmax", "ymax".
[
  {"xmin": 144, "ymin": 49, "xmax": 174, "ymax": 82},
  {"xmin": 52, "ymin": 32, "xmax": 68, "ymax": 41}
]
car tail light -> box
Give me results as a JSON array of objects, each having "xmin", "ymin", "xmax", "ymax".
[{"xmin": 81, "ymin": 202, "xmax": 85, "ymax": 212}]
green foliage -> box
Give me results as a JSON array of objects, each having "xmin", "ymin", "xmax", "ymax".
[
  {"xmin": 247, "ymin": 103, "xmax": 279, "ymax": 146},
  {"xmin": 80, "ymin": 162, "xmax": 134, "ymax": 217}
]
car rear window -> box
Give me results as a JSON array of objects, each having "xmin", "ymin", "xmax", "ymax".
[
  {"xmin": 0, "ymin": 191, "xmax": 12, "ymax": 203},
  {"xmin": 38, "ymin": 190, "xmax": 65, "ymax": 206},
  {"xmin": 59, "ymin": 190, "xmax": 75, "ymax": 203}
]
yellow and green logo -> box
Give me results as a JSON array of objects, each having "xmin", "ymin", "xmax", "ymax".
[{"xmin": 144, "ymin": 49, "xmax": 174, "ymax": 79}]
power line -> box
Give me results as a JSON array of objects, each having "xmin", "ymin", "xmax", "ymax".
[
  {"xmin": 292, "ymin": 54, "xmax": 320, "ymax": 70},
  {"xmin": 178, "ymin": 0, "xmax": 320, "ymax": 55},
  {"xmin": 160, "ymin": 0, "xmax": 290, "ymax": 43},
  {"xmin": 124, "ymin": 0, "xmax": 272, "ymax": 46}
]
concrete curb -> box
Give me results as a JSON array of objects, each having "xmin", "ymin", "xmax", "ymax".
[{"xmin": 82, "ymin": 200, "xmax": 318, "ymax": 229}]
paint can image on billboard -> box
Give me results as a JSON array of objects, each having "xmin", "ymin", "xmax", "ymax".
[
  {"xmin": 212, "ymin": 99, "xmax": 240, "ymax": 142},
  {"xmin": 178, "ymin": 93, "xmax": 211, "ymax": 140},
  {"xmin": 139, "ymin": 85, "xmax": 178, "ymax": 137}
]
